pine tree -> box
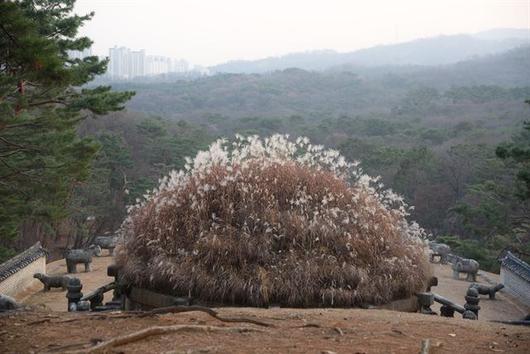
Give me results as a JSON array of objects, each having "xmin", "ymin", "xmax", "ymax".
[
  {"xmin": 0, "ymin": 0, "xmax": 134, "ymax": 254},
  {"xmin": 496, "ymin": 101, "xmax": 530, "ymax": 200}
]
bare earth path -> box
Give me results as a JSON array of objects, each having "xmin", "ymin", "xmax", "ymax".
[{"xmin": 0, "ymin": 257, "xmax": 528, "ymax": 353}]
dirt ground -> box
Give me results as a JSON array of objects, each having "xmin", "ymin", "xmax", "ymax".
[
  {"xmin": 1, "ymin": 306, "xmax": 529, "ymax": 353},
  {"xmin": 17, "ymin": 254, "xmax": 115, "ymax": 311},
  {"xmin": 1, "ymin": 256, "xmax": 529, "ymax": 353},
  {"xmin": 428, "ymin": 263, "xmax": 528, "ymax": 322}
]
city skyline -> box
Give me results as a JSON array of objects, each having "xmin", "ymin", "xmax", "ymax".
[
  {"xmin": 106, "ymin": 46, "xmax": 193, "ymax": 79},
  {"xmin": 71, "ymin": 46, "xmax": 200, "ymax": 79}
]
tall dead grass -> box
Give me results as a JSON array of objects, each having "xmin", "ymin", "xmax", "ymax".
[{"xmin": 115, "ymin": 135, "xmax": 431, "ymax": 307}]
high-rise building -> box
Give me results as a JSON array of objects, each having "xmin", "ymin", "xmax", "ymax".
[
  {"xmin": 108, "ymin": 46, "xmax": 132, "ymax": 79},
  {"xmin": 131, "ymin": 50, "xmax": 146, "ymax": 78},
  {"xmin": 146, "ymin": 55, "xmax": 172, "ymax": 76},
  {"xmin": 171, "ymin": 59, "xmax": 189, "ymax": 73},
  {"xmin": 106, "ymin": 46, "xmax": 195, "ymax": 79}
]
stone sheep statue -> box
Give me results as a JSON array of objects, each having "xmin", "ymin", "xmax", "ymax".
[
  {"xmin": 452, "ymin": 257, "xmax": 479, "ymax": 282},
  {"xmin": 429, "ymin": 242, "xmax": 451, "ymax": 264},
  {"xmin": 64, "ymin": 245, "xmax": 101, "ymax": 273},
  {"xmin": 33, "ymin": 273, "xmax": 72, "ymax": 291},
  {"xmin": 91, "ymin": 236, "xmax": 117, "ymax": 256},
  {"xmin": 0, "ymin": 294, "xmax": 18, "ymax": 312}
]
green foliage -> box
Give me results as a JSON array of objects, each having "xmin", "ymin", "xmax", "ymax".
[
  {"xmin": 70, "ymin": 113, "xmax": 213, "ymax": 235},
  {"xmin": 127, "ymin": 177, "xmax": 157, "ymax": 203},
  {"xmin": 338, "ymin": 139, "xmax": 403, "ymax": 177},
  {"xmin": 0, "ymin": 246, "xmax": 17, "ymax": 263},
  {"xmin": 134, "ymin": 116, "xmax": 211, "ymax": 179},
  {"xmin": 450, "ymin": 180, "xmax": 512, "ymax": 240},
  {"xmin": 397, "ymin": 87, "xmax": 440, "ymax": 114},
  {"xmin": 419, "ymin": 128, "xmax": 447, "ymax": 145},
  {"xmin": 445, "ymin": 86, "xmax": 530, "ymax": 103},
  {"xmin": 440, "ymin": 115, "xmax": 530, "ymax": 271},
  {"xmin": 437, "ymin": 235, "xmax": 500, "ymax": 272},
  {"xmin": 136, "ymin": 118, "xmax": 167, "ymax": 138},
  {"xmin": 393, "ymin": 147, "xmax": 438, "ymax": 196},
  {"xmin": 69, "ymin": 133, "xmax": 133, "ymax": 235},
  {"xmin": 496, "ymin": 118, "xmax": 530, "ymax": 200},
  {"xmin": 0, "ymin": 0, "xmax": 133, "ymax": 258}
]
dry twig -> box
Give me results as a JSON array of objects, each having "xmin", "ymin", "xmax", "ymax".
[
  {"xmin": 65, "ymin": 324, "xmax": 265, "ymax": 353},
  {"xmin": 27, "ymin": 318, "xmax": 52, "ymax": 326},
  {"xmin": 295, "ymin": 323, "xmax": 321, "ymax": 328},
  {"xmin": 43, "ymin": 306, "xmax": 273, "ymax": 328},
  {"xmin": 94, "ymin": 305, "xmax": 274, "ymax": 327}
]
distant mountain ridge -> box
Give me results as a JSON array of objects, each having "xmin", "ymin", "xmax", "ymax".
[
  {"xmin": 472, "ymin": 28, "xmax": 530, "ymax": 40},
  {"xmin": 109, "ymin": 45, "xmax": 530, "ymax": 122},
  {"xmin": 210, "ymin": 28, "xmax": 530, "ymax": 74}
]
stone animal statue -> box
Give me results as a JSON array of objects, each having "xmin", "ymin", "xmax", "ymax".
[
  {"xmin": 0, "ymin": 294, "xmax": 18, "ymax": 312},
  {"xmin": 91, "ymin": 236, "xmax": 117, "ymax": 256},
  {"xmin": 64, "ymin": 245, "xmax": 101, "ymax": 273},
  {"xmin": 429, "ymin": 242, "xmax": 451, "ymax": 264},
  {"xmin": 33, "ymin": 273, "xmax": 72, "ymax": 291},
  {"xmin": 470, "ymin": 283, "xmax": 504, "ymax": 300},
  {"xmin": 452, "ymin": 257, "xmax": 479, "ymax": 282}
]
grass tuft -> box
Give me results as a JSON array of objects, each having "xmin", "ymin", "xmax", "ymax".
[{"xmin": 115, "ymin": 135, "xmax": 431, "ymax": 307}]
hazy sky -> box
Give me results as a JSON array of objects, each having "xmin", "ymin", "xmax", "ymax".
[{"xmin": 74, "ymin": 0, "xmax": 530, "ymax": 66}]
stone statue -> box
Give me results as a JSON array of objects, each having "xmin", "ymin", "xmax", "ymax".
[
  {"xmin": 452, "ymin": 257, "xmax": 479, "ymax": 282},
  {"xmin": 91, "ymin": 236, "xmax": 117, "ymax": 256},
  {"xmin": 33, "ymin": 273, "xmax": 72, "ymax": 291},
  {"xmin": 429, "ymin": 242, "xmax": 451, "ymax": 264},
  {"xmin": 469, "ymin": 283, "xmax": 504, "ymax": 299},
  {"xmin": 64, "ymin": 245, "xmax": 101, "ymax": 273}
]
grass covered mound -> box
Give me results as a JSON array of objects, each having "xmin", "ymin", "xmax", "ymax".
[{"xmin": 115, "ymin": 135, "xmax": 431, "ymax": 307}]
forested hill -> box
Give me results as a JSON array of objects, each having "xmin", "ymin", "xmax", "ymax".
[
  {"xmin": 109, "ymin": 46, "xmax": 530, "ymax": 121},
  {"xmin": 78, "ymin": 44, "xmax": 530, "ymax": 271},
  {"xmin": 211, "ymin": 30, "xmax": 529, "ymax": 73},
  {"xmin": 335, "ymin": 45, "xmax": 530, "ymax": 87}
]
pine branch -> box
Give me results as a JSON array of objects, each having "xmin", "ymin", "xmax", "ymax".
[
  {"xmin": 0, "ymin": 137, "xmax": 40, "ymax": 152},
  {"xmin": 0, "ymin": 23, "xmax": 18, "ymax": 45},
  {"xmin": 28, "ymin": 99, "xmax": 66, "ymax": 107},
  {"xmin": 0, "ymin": 157, "xmax": 33, "ymax": 179},
  {"xmin": 3, "ymin": 122, "xmax": 43, "ymax": 130},
  {"xmin": 0, "ymin": 149, "xmax": 27, "ymax": 158}
]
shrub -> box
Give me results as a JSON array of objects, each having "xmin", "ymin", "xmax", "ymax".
[{"xmin": 115, "ymin": 135, "xmax": 431, "ymax": 307}]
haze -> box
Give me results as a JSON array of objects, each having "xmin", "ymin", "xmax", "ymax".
[{"xmin": 73, "ymin": 0, "xmax": 530, "ymax": 67}]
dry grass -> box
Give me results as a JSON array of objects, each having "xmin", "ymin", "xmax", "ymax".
[{"xmin": 115, "ymin": 135, "xmax": 431, "ymax": 307}]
